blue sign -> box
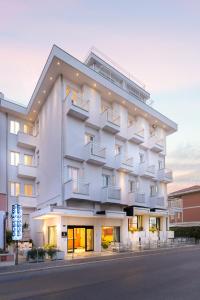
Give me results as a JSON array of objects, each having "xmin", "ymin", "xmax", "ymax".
[{"xmin": 12, "ymin": 204, "xmax": 22, "ymax": 241}]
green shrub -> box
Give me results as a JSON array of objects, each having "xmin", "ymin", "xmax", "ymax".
[
  {"xmin": 37, "ymin": 248, "xmax": 46, "ymax": 260},
  {"xmin": 101, "ymin": 240, "xmax": 110, "ymax": 249},
  {"xmin": 6, "ymin": 230, "xmax": 13, "ymax": 246},
  {"xmin": 170, "ymin": 226, "xmax": 200, "ymax": 240},
  {"xmin": 27, "ymin": 248, "xmax": 37, "ymax": 261}
]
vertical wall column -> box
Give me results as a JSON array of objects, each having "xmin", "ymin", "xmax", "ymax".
[
  {"xmin": 94, "ymin": 224, "xmax": 102, "ymax": 252},
  {"xmin": 121, "ymin": 217, "xmax": 129, "ymax": 244}
]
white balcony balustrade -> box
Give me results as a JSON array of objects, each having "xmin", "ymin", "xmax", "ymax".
[
  {"xmin": 64, "ymin": 179, "xmax": 90, "ymax": 201},
  {"xmin": 157, "ymin": 168, "xmax": 173, "ymax": 183},
  {"xmin": 84, "ymin": 142, "xmax": 106, "ymax": 166},
  {"xmin": 168, "ymin": 198, "xmax": 183, "ymax": 215},
  {"xmin": 149, "ymin": 135, "xmax": 164, "ymax": 153},
  {"xmin": 150, "ymin": 196, "xmax": 165, "ymax": 209},
  {"xmin": 127, "ymin": 125, "xmax": 144, "ymax": 144},
  {"xmin": 115, "ymin": 154, "xmax": 133, "ymax": 173},
  {"xmin": 101, "ymin": 108, "xmax": 120, "ymax": 134},
  {"xmin": 139, "ymin": 163, "xmax": 156, "ymax": 179},
  {"xmin": 128, "ymin": 192, "xmax": 146, "ymax": 206},
  {"xmin": 102, "ymin": 186, "xmax": 121, "ymax": 203},
  {"xmin": 66, "ymin": 94, "xmax": 89, "ymax": 120},
  {"xmin": 17, "ymin": 131, "xmax": 38, "ymax": 150},
  {"xmin": 17, "ymin": 164, "xmax": 37, "ymax": 179},
  {"xmin": 17, "ymin": 195, "xmax": 37, "ymax": 208}
]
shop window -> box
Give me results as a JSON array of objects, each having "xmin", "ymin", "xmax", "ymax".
[
  {"xmin": 102, "ymin": 226, "xmax": 120, "ymax": 243},
  {"xmin": 149, "ymin": 217, "xmax": 160, "ymax": 231},
  {"xmin": 129, "ymin": 216, "xmax": 143, "ymax": 231},
  {"xmin": 48, "ymin": 226, "xmax": 57, "ymax": 247}
]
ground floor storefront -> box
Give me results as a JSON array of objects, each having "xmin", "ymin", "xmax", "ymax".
[{"xmin": 30, "ymin": 206, "xmax": 173, "ymax": 255}]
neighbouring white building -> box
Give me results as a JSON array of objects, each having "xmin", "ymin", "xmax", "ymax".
[{"xmin": 0, "ymin": 45, "xmax": 177, "ymax": 254}]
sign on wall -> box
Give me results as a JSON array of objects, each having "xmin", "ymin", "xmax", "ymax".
[{"xmin": 12, "ymin": 204, "xmax": 22, "ymax": 241}]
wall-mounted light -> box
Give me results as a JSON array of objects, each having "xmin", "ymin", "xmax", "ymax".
[
  {"xmin": 49, "ymin": 76, "xmax": 53, "ymax": 81},
  {"xmin": 57, "ymin": 61, "xmax": 60, "ymax": 65},
  {"xmin": 43, "ymin": 90, "xmax": 46, "ymax": 94},
  {"xmin": 76, "ymin": 73, "xmax": 79, "ymax": 77}
]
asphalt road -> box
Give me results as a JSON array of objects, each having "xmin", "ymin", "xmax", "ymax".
[{"xmin": 1, "ymin": 246, "xmax": 200, "ymax": 300}]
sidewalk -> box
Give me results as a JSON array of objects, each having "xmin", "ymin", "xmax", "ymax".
[{"xmin": 0, "ymin": 244, "xmax": 198, "ymax": 276}]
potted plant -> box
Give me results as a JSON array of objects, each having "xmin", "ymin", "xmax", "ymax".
[
  {"xmin": 101, "ymin": 240, "xmax": 110, "ymax": 250},
  {"xmin": 138, "ymin": 226, "xmax": 143, "ymax": 232},
  {"xmin": 37, "ymin": 248, "xmax": 46, "ymax": 262},
  {"xmin": 27, "ymin": 248, "xmax": 37, "ymax": 263}
]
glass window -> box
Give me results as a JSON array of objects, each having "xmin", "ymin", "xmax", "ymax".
[
  {"xmin": 10, "ymin": 120, "xmax": 20, "ymax": 134},
  {"xmin": 139, "ymin": 153, "xmax": 144, "ymax": 163},
  {"xmin": 10, "ymin": 182, "xmax": 20, "ymax": 196},
  {"xmin": 102, "ymin": 226, "xmax": 120, "ymax": 243},
  {"xmin": 129, "ymin": 216, "xmax": 143, "ymax": 231},
  {"xmin": 24, "ymin": 184, "xmax": 33, "ymax": 196},
  {"xmin": 150, "ymin": 185, "xmax": 158, "ymax": 197},
  {"xmin": 115, "ymin": 144, "xmax": 121, "ymax": 156},
  {"xmin": 10, "ymin": 151, "xmax": 20, "ymax": 166},
  {"xmin": 102, "ymin": 174, "xmax": 112, "ymax": 187},
  {"xmin": 48, "ymin": 226, "xmax": 57, "ymax": 247},
  {"xmin": 129, "ymin": 180, "xmax": 136, "ymax": 193},
  {"xmin": 23, "ymin": 124, "xmax": 32, "ymax": 135},
  {"xmin": 85, "ymin": 133, "xmax": 94, "ymax": 144},
  {"xmin": 149, "ymin": 217, "xmax": 160, "ymax": 231},
  {"xmin": 24, "ymin": 154, "xmax": 33, "ymax": 166}
]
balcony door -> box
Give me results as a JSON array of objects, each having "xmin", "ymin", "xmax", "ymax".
[{"xmin": 68, "ymin": 166, "xmax": 79, "ymax": 192}]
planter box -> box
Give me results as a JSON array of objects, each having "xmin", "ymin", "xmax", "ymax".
[
  {"xmin": 56, "ymin": 251, "xmax": 65, "ymax": 260},
  {"xmin": 0, "ymin": 254, "xmax": 15, "ymax": 266}
]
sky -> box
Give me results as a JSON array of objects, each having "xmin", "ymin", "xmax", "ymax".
[{"xmin": 0, "ymin": 0, "xmax": 200, "ymax": 192}]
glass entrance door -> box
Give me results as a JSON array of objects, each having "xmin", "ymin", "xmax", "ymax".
[{"xmin": 67, "ymin": 226, "xmax": 94, "ymax": 253}]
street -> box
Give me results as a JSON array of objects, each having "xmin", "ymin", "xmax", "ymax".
[{"xmin": 0, "ymin": 246, "xmax": 200, "ymax": 300}]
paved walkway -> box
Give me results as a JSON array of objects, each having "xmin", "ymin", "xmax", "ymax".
[{"xmin": 0, "ymin": 244, "xmax": 197, "ymax": 275}]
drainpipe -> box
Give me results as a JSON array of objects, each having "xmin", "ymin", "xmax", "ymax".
[{"xmin": 60, "ymin": 74, "xmax": 65, "ymax": 206}]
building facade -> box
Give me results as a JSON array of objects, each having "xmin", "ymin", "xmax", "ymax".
[
  {"xmin": 169, "ymin": 185, "xmax": 200, "ymax": 227},
  {"xmin": 0, "ymin": 46, "xmax": 177, "ymax": 254}
]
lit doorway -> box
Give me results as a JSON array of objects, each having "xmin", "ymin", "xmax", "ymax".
[{"xmin": 67, "ymin": 226, "xmax": 94, "ymax": 253}]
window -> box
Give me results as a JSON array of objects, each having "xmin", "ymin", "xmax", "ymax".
[
  {"xmin": 10, "ymin": 182, "xmax": 20, "ymax": 196},
  {"xmin": 68, "ymin": 166, "xmax": 79, "ymax": 191},
  {"xmin": 10, "ymin": 120, "xmax": 20, "ymax": 134},
  {"xmin": 139, "ymin": 153, "xmax": 144, "ymax": 163},
  {"xmin": 10, "ymin": 151, "xmax": 20, "ymax": 166},
  {"xmin": 23, "ymin": 124, "xmax": 32, "ymax": 135},
  {"xmin": 48, "ymin": 226, "xmax": 57, "ymax": 246},
  {"xmin": 158, "ymin": 160, "xmax": 164, "ymax": 170},
  {"xmin": 24, "ymin": 154, "xmax": 33, "ymax": 166},
  {"xmin": 129, "ymin": 180, "xmax": 136, "ymax": 193},
  {"xmin": 85, "ymin": 133, "xmax": 94, "ymax": 144},
  {"xmin": 71, "ymin": 90, "xmax": 78, "ymax": 103},
  {"xmin": 102, "ymin": 226, "xmax": 120, "ymax": 243},
  {"xmin": 102, "ymin": 174, "xmax": 112, "ymax": 187},
  {"xmin": 66, "ymin": 86, "xmax": 71, "ymax": 97},
  {"xmin": 150, "ymin": 185, "xmax": 158, "ymax": 197},
  {"xmin": 24, "ymin": 184, "xmax": 33, "ymax": 196},
  {"xmin": 149, "ymin": 217, "xmax": 160, "ymax": 231},
  {"xmin": 129, "ymin": 216, "xmax": 142, "ymax": 231},
  {"xmin": 115, "ymin": 144, "xmax": 121, "ymax": 156}
]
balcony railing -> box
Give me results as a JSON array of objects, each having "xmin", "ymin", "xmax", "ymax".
[
  {"xmin": 157, "ymin": 168, "xmax": 173, "ymax": 183},
  {"xmin": 102, "ymin": 186, "xmax": 121, "ymax": 203},
  {"xmin": 64, "ymin": 179, "xmax": 90, "ymax": 200},
  {"xmin": 101, "ymin": 108, "xmax": 120, "ymax": 133},
  {"xmin": 18, "ymin": 164, "xmax": 37, "ymax": 179},
  {"xmin": 129, "ymin": 192, "xmax": 146, "ymax": 206},
  {"xmin": 139, "ymin": 163, "xmax": 156, "ymax": 178},
  {"xmin": 66, "ymin": 93, "xmax": 89, "ymax": 120},
  {"xmin": 84, "ymin": 142, "xmax": 106, "ymax": 165},
  {"xmin": 17, "ymin": 194, "xmax": 37, "ymax": 208},
  {"xmin": 17, "ymin": 131, "xmax": 38, "ymax": 149},
  {"xmin": 127, "ymin": 125, "xmax": 144, "ymax": 144},
  {"xmin": 168, "ymin": 199, "xmax": 183, "ymax": 214},
  {"xmin": 115, "ymin": 154, "xmax": 133, "ymax": 173},
  {"xmin": 149, "ymin": 135, "xmax": 165, "ymax": 153},
  {"xmin": 150, "ymin": 196, "xmax": 165, "ymax": 208}
]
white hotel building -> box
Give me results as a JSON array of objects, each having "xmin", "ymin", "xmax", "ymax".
[{"xmin": 0, "ymin": 45, "xmax": 177, "ymax": 253}]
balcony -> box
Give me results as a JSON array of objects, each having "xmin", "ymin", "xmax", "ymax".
[
  {"xmin": 102, "ymin": 186, "xmax": 121, "ymax": 203},
  {"xmin": 17, "ymin": 132, "xmax": 37, "ymax": 150},
  {"xmin": 168, "ymin": 199, "xmax": 182, "ymax": 214},
  {"xmin": 66, "ymin": 94, "xmax": 89, "ymax": 121},
  {"xmin": 18, "ymin": 164, "xmax": 37, "ymax": 179},
  {"xmin": 64, "ymin": 179, "xmax": 90, "ymax": 201},
  {"xmin": 115, "ymin": 154, "xmax": 133, "ymax": 173},
  {"xmin": 127, "ymin": 126, "xmax": 144, "ymax": 144},
  {"xmin": 157, "ymin": 168, "xmax": 173, "ymax": 183},
  {"xmin": 101, "ymin": 108, "xmax": 120, "ymax": 134},
  {"xmin": 128, "ymin": 193, "xmax": 146, "ymax": 206},
  {"xmin": 17, "ymin": 195, "xmax": 37, "ymax": 208},
  {"xmin": 139, "ymin": 163, "xmax": 156, "ymax": 179},
  {"xmin": 84, "ymin": 142, "xmax": 106, "ymax": 166},
  {"xmin": 150, "ymin": 196, "xmax": 165, "ymax": 209},
  {"xmin": 148, "ymin": 135, "xmax": 164, "ymax": 153}
]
